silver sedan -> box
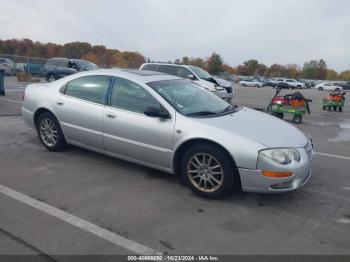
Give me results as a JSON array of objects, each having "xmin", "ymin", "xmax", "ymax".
[{"xmin": 22, "ymin": 69, "xmax": 314, "ymax": 198}]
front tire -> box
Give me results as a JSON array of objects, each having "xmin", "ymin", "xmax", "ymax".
[
  {"xmin": 180, "ymin": 143, "xmax": 237, "ymax": 199},
  {"xmin": 48, "ymin": 74, "xmax": 56, "ymax": 82},
  {"xmin": 37, "ymin": 112, "xmax": 66, "ymax": 151}
]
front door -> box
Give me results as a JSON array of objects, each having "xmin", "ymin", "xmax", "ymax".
[{"xmin": 103, "ymin": 77, "xmax": 175, "ymax": 169}]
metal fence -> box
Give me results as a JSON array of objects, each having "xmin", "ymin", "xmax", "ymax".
[{"xmin": 0, "ymin": 54, "xmax": 48, "ymax": 77}]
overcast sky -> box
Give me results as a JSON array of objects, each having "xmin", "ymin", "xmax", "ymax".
[{"xmin": 1, "ymin": 0, "xmax": 350, "ymax": 71}]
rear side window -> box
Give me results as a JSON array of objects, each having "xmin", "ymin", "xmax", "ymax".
[
  {"xmin": 64, "ymin": 75, "xmax": 112, "ymax": 105},
  {"xmin": 142, "ymin": 64, "xmax": 158, "ymax": 72},
  {"xmin": 157, "ymin": 65, "xmax": 178, "ymax": 76}
]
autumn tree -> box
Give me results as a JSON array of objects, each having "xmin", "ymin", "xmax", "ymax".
[
  {"xmin": 326, "ymin": 69, "xmax": 338, "ymax": 80},
  {"xmin": 339, "ymin": 70, "xmax": 350, "ymax": 81},
  {"xmin": 236, "ymin": 65, "xmax": 250, "ymax": 76},
  {"xmin": 243, "ymin": 59, "xmax": 259, "ymax": 75},
  {"xmin": 302, "ymin": 59, "xmax": 327, "ymax": 80},
  {"xmin": 222, "ymin": 64, "xmax": 237, "ymax": 75},
  {"xmin": 266, "ymin": 64, "xmax": 287, "ymax": 77},
  {"xmin": 82, "ymin": 52, "xmax": 100, "ymax": 65},
  {"xmin": 285, "ymin": 64, "xmax": 301, "ymax": 79},
  {"xmin": 59, "ymin": 42, "xmax": 92, "ymax": 59},
  {"xmin": 122, "ymin": 52, "xmax": 146, "ymax": 68},
  {"xmin": 206, "ymin": 52, "xmax": 224, "ymax": 75}
]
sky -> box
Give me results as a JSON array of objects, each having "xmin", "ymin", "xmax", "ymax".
[{"xmin": 1, "ymin": 0, "xmax": 350, "ymax": 71}]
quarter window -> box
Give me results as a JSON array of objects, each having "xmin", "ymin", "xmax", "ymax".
[
  {"xmin": 110, "ymin": 78, "xmax": 162, "ymax": 114},
  {"xmin": 64, "ymin": 75, "xmax": 111, "ymax": 105}
]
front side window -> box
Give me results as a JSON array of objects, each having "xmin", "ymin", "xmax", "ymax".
[
  {"xmin": 110, "ymin": 78, "xmax": 162, "ymax": 114},
  {"xmin": 148, "ymin": 79, "xmax": 235, "ymax": 117},
  {"xmin": 75, "ymin": 60, "xmax": 98, "ymax": 70},
  {"xmin": 64, "ymin": 75, "xmax": 111, "ymax": 105},
  {"xmin": 57, "ymin": 60, "xmax": 68, "ymax": 67},
  {"xmin": 189, "ymin": 66, "xmax": 212, "ymax": 79},
  {"xmin": 157, "ymin": 65, "xmax": 178, "ymax": 76},
  {"xmin": 176, "ymin": 67, "xmax": 192, "ymax": 78}
]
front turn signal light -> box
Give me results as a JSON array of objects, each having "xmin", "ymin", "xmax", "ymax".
[{"xmin": 262, "ymin": 170, "xmax": 294, "ymax": 178}]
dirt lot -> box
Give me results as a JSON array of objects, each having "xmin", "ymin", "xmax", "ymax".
[{"xmin": 0, "ymin": 77, "xmax": 349, "ymax": 258}]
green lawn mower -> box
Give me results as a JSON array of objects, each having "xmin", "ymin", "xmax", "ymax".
[
  {"xmin": 267, "ymin": 88, "xmax": 312, "ymax": 124},
  {"xmin": 322, "ymin": 92, "xmax": 346, "ymax": 112}
]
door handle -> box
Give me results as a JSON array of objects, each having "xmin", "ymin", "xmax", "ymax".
[
  {"xmin": 106, "ymin": 113, "xmax": 116, "ymax": 119},
  {"xmin": 56, "ymin": 101, "xmax": 64, "ymax": 106}
]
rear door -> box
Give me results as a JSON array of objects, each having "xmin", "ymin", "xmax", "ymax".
[{"xmin": 56, "ymin": 75, "xmax": 112, "ymax": 150}]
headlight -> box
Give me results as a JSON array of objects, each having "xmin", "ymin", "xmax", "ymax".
[
  {"xmin": 215, "ymin": 85, "xmax": 224, "ymax": 91},
  {"xmin": 260, "ymin": 148, "xmax": 300, "ymax": 165}
]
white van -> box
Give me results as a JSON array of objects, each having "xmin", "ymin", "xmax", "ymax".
[{"xmin": 140, "ymin": 63, "xmax": 235, "ymax": 101}]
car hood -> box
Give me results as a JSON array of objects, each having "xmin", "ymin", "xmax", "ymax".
[
  {"xmin": 213, "ymin": 77, "xmax": 232, "ymax": 88},
  {"xmin": 196, "ymin": 107, "xmax": 308, "ymax": 148}
]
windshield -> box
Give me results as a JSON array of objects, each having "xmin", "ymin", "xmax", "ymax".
[
  {"xmin": 76, "ymin": 60, "xmax": 98, "ymax": 70},
  {"xmin": 148, "ymin": 79, "xmax": 235, "ymax": 117},
  {"xmin": 189, "ymin": 66, "xmax": 212, "ymax": 79}
]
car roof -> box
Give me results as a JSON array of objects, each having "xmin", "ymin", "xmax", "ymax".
[
  {"xmin": 69, "ymin": 69, "xmax": 182, "ymax": 83},
  {"xmin": 141, "ymin": 62, "xmax": 195, "ymax": 69}
]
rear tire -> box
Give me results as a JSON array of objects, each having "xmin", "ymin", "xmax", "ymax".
[
  {"xmin": 319, "ymin": 87, "xmax": 323, "ymax": 91},
  {"xmin": 180, "ymin": 143, "xmax": 237, "ymax": 199},
  {"xmin": 37, "ymin": 112, "xmax": 66, "ymax": 151}
]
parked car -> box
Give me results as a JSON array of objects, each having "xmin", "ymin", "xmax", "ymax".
[
  {"xmin": 240, "ymin": 79, "xmax": 264, "ymax": 87},
  {"xmin": 264, "ymin": 78, "xmax": 279, "ymax": 87},
  {"xmin": 0, "ymin": 58, "xmax": 16, "ymax": 76},
  {"xmin": 336, "ymin": 81, "xmax": 350, "ymax": 90},
  {"xmin": 140, "ymin": 63, "xmax": 234, "ymax": 101},
  {"xmin": 276, "ymin": 79, "xmax": 306, "ymax": 89},
  {"xmin": 44, "ymin": 58, "xmax": 98, "ymax": 82},
  {"xmin": 315, "ymin": 82, "xmax": 343, "ymax": 91},
  {"xmin": 22, "ymin": 69, "xmax": 314, "ymax": 198}
]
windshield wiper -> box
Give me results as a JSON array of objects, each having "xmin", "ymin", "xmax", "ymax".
[{"xmin": 185, "ymin": 111, "xmax": 218, "ymax": 117}]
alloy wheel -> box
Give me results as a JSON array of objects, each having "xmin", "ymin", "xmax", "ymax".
[
  {"xmin": 187, "ymin": 153, "xmax": 224, "ymax": 193},
  {"xmin": 39, "ymin": 118, "xmax": 58, "ymax": 147}
]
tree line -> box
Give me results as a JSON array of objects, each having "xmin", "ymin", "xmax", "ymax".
[
  {"xmin": 0, "ymin": 39, "xmax": 146, "ymax": 68},
  {"xmin": 1, "ymin": 38, "xmax": 349, "ymax": 80},
  {"xmin": 171, "ymin": 55, "xmax": 350, "ymax": 81}
]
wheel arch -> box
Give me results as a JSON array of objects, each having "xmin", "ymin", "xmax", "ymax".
[
  {"xmin": 172, "ymin": 138, "xmax": 241, "ymax": 187},
  {"xmin": 33, "ymin": 107, "xmax": 57, "ymax": 128}
]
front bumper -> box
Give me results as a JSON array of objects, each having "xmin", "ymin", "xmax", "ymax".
[
  {"xmin": 239, "ymin": 167, "xmax": 311, "ymax": 193},
  {"xmin": 239, "ymin": 143, "xmax": 314, "ymax": 193}
]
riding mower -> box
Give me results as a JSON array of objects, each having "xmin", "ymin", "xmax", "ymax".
[
  {"xmin": 267, "ymin": 88, "xmax": 312, "ymax": 124},
  {"xmin": 322, "ymin": 92, "xmax": 346, "ymax": 112}
]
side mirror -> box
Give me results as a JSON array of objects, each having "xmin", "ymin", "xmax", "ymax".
[
  {"xmin": 144, "ymin": 106, "xmax": 170, "ymax": 119},
  {"xmin": 188, "ymin": 74, "xmax": 196, "ymax": 81}
]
